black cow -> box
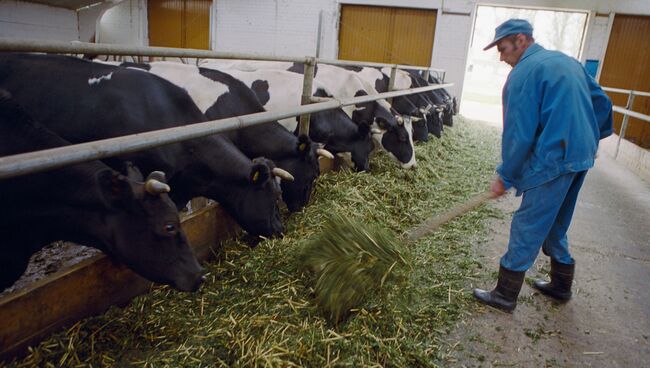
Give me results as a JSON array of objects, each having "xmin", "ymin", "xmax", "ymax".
[
  {"xmin": 118, "ymin": 61, "xmax": 333, "ymax": 212},
  {"xmin": 0, "ymin": 92, "xmax": 204, "ymax": 292},
  {"xmin": 0, "ymin": 53, "xmax": 285, "ymax": 237}
]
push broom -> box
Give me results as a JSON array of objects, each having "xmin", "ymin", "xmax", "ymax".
[{"xmin": 300, "ymin": 191, "xmax": 496, "ymax": 323}]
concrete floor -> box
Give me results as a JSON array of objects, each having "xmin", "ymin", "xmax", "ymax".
[{"xmin": 443, "ymin": 152, "xmax": 650, "ymax": 367}]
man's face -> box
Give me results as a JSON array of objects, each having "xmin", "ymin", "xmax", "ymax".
[{"xmin": 496, "ymin": 35, "xmax": 527, "ymax": 67}]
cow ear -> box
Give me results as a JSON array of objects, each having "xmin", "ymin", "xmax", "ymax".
[
  {"xmin": 296, "ymin": 134, "xmax": 311, "ymax": 155},
  {"xmin": 250, "ymin": 160, "xmax": 271, "ymax": 185},
  {"xmin": 96, "ymin": 169, "xmax": 136, "ymax": 209}
]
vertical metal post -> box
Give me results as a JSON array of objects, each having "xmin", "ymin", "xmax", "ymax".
[
  {"xmin": 615, "ymin": 91, "xmax": 635, "ymax": 159},
  {"xmin": 299, "ymin": 57, "xmax": 316, "ymax": 136},
  {"xmin": 387, "ymin": 65, "xmax": 398, "ymax": 105},
  {"xmin": 422, "ymin": 69, "xmax": 431, "ymax": 83}
]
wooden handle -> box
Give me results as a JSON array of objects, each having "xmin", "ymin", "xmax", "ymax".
[{"xmin": 406, "ymin": 191, "xmax": 496, "ymax": 241}]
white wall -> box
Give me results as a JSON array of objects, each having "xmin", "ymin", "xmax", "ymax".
[
  {"xmin": 97, "ymin": 0, "xmax": 145, "ymax": 46},
  {"xmin": 91, "ymin": 0, "xmax": 650, "ymax": 98},
  {"xmin": 215, "ymin": 0, "xmax": 337, "ymax": 57},
  {"xmin": 0, "ymin": 0, "xmax": 78, "ymax": 41}
]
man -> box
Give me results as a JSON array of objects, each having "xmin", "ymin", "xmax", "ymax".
[{"xmin": 473, "ymin": 19, "xmax": 613, "ymax": 312}]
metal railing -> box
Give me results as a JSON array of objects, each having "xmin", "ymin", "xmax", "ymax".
[
  {"xmin": 603, "ymin": 87, "xmax": 650, "ymax": 158},
  {"xmin": 0, "ymin": 38, "xmax": 451, "ymax": 179},
  {"xmin": 0, "ymin": 84, "xmax": 452, "ymax": 179},
  {"xmin": 0, "ymin": 38, "xmax": 446, "ymax": 76}
]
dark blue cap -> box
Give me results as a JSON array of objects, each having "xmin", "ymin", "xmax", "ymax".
[{"xmin": 483, "ymin": 19, "xmax": 533, "ymax": 51}]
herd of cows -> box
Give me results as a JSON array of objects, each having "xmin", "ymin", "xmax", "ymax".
[{"xmin": 0, "ymin": 52, "xmax": 456, "ymax": 294}]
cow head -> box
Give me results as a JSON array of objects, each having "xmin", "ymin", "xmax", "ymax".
[
  {"xmin": 277, "ymin": 134, "xmax": 332, "ymax": 212},
  {"xmin": 220, "ymin": 157, "xmax": 286, "ymax": 237},
  {"xmin": 350, "ymin": 91, "xmax": 416, "ymax": 169},
  {"xmin": 96, "ymin": 165, "xmax": 204, "ymax": 292}
]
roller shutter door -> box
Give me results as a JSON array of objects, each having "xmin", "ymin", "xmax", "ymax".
[
  {"xmin": 338, "ymin": 5, "xmax": 437, "ymax": 67},
  {"xmin": 600, "ymin": 14, "xmax": 650, "ymax": 148}
]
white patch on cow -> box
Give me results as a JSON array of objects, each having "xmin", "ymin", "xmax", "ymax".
[
  {"xmin": 88, "ymin": 72, "xmax": 113, "ymax": 86},
  {"xmin": 147, "ymin": 62, "xmax": 230, "ymax": 114},
  {"xmin": 400, "ymin": 119, "xmax": 416, "ymax": 169},
  {"xmin": 211, "ymin": 68, "xmax": 325, "ymax": 134}
]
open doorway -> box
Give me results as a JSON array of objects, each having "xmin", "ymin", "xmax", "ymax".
[{"xmin": 461, "ymin": 6, "xmax": 589, "ymax": 128}]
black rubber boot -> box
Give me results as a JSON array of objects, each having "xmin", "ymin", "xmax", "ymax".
[
  {"xmin": 533, "ymin": 259, "xmax": 575, "ymax": 302},
  {"xmin": 473, "ymin": 266, "xmax": 525, "ymax": 313}
]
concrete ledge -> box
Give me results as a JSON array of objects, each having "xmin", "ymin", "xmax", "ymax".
[{"xmin": 599, "ymin": 134, "xmax": 649, "ymax": 183}]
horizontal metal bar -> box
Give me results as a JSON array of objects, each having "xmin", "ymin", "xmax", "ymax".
[
  {"xmin": 612, "ymin": 106, "xmax": 650, "ymax": 123},
  {"xmin": 309, "ymin": 96, "xmax": 333, "ymax": 103},
  {"xmin": 0, "ymin": 83, "xmax": 453, "ymax": 179},
  {"xmin": 0, "ymin": 37, "xmax": 308, "ymax": 63},
  {"xmin": 603, "ymin": 87, "xmax": 650, "ymax": 98},
  {"xmin": 315, "ymin": 57, "xmax": 445, "ymax": 73},
  {"xmin": 0, "ymin": 38, "xmax": 445, "ymax": 74}
]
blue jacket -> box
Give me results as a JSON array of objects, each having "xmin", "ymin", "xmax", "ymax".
[{"xmin": 498, "ymin": 44, "xmax": 613, "ymax": 193}]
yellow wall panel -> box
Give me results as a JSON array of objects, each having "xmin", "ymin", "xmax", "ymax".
[
  {"xmin": 600, "ymin": 14, "xmax": 650, "ymax": 148},
  {"xmin": 148, "ymin": 0, "xmax": 210, "ymax": 50},
  {"xmin": 338, "ymin": 5, "xmax": 437, "ymax": 67}
]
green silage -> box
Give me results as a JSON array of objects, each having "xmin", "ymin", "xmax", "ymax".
[{"xmin": 4, "ymin": 116, "xmax": 501, "ymax": 368}]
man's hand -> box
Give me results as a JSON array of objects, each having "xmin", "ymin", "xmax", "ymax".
[{"xmin": 491, "ymin": 177, "xmax": 507, "ymax": 197}]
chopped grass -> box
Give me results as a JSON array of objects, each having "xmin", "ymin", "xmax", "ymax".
[{"xmin": 3, "ymin": 116, "xmax": 502, "ymax": 367}]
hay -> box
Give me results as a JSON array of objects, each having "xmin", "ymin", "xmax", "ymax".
[
  {"xmin": 299, "ymin": 213, "xmax": 409, "ymax": 323},
  {"xmin": 5, "ymin": 117, "xmax": 504, "ymax": 367}
]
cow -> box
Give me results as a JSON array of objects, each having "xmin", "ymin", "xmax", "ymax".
[
  {"xmin": 406, "ymin": 70, "xmax": 455, "ymax": 127},
  {"xmin": 195, "ymin": 69, "xmax": 374, "ymax": 171},
  {"xmin": 202, "ymin": 67, "xmax": 375, "ymax": 172},
  {"xmin": 341, "ymin": 65, "xmax": 438, "ymax": 141},
  {"xmin": 0, "ymin": 91, "xmax": 204, "ymax": 292},
  {"xmin": 0, "ymin": 52, "xmax": 288, "ymax": 237},
  {"xmin": 116, "ymin": 61, "xmax": 333, "ymax": 212},
  {"xmin": 201, "ymin": 60, "xmax": 417, "ymax": 169}
]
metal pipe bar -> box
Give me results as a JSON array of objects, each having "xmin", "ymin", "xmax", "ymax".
[
  {"xmin": 0, "ymin": 37, "xmax": 309, "ymax": 63},
  {"xmin": 0, "ymin": 83, "xmax": 452, "ymax": 179},
  {"xmin": 315, "ymin": 57, "xmax": 445, "ymax": 73},
  {"xmin": 387, "ymin": 66, "xmax": 398, "ymax": 105},
  {"xmin": 0, "ymin": 37, "xmax": 445, "ymax": 74},
  {"xmin": 615, "ymin": 93, "xmax": 636, "ymax": 159},
  {"xmin": 603, "ymin": 87, "xmax": 650, "ymax": 98},
  {"xmin": 299, "ymin": 57, "xmax": 316, "ymax": 136},
  {"xmin": 612, "ymin": 105, "xmax": 650, "ymax": 123}
]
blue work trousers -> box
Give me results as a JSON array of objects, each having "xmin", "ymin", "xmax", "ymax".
[{"xmin": 500, "ymin": 171, "xmax": 588, "ymax": 272}]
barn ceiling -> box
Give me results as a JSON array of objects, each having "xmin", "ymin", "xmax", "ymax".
[{"xmin": 22, "ymin": 0, "xmax": 107, "ymax": 11}]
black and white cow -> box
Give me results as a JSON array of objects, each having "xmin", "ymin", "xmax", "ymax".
[
  {"xmin": 201, "ymin": 60, "xmax": 417, "ymax": 169},
  {"xmin": 116, "ymin": 61, "xmax": 333, "ymax": 212},
  {"xmin": 339, "ymin": 66, "xmax": 433, "ymax": 141},
  {"xmin": 0, "ymin": 53, "xmax": 287, "ymax": 237},
  {"xmin": 203, "ymin": 67, "xmax": 375, "ymax": 172},
  {"xmin": 0, "ymin": 91, "xmax": 204, "ymax": 292},
  {"xmin": 407, "ymin": 70, "xmax": 455, "ymax": 127}
]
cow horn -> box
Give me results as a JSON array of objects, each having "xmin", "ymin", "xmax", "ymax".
[
  {"xmin": 145, "ymin": 179, "xmax": 171, "ymax": 194},
  {"xmin": 317, "ymin": 148, "xmax": 334, "ymax": 159},
  {"xmin": 411, "ymin": 116, "xmax": 423, "ymax": 122},
  {"xmin": 272, "ymin": 167, "xmax": 294, "ymax": 181}
]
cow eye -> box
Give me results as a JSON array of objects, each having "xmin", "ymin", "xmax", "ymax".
[{"xmin": 164, "ymin": 223, "xmax": 177, "ymax": 234}]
